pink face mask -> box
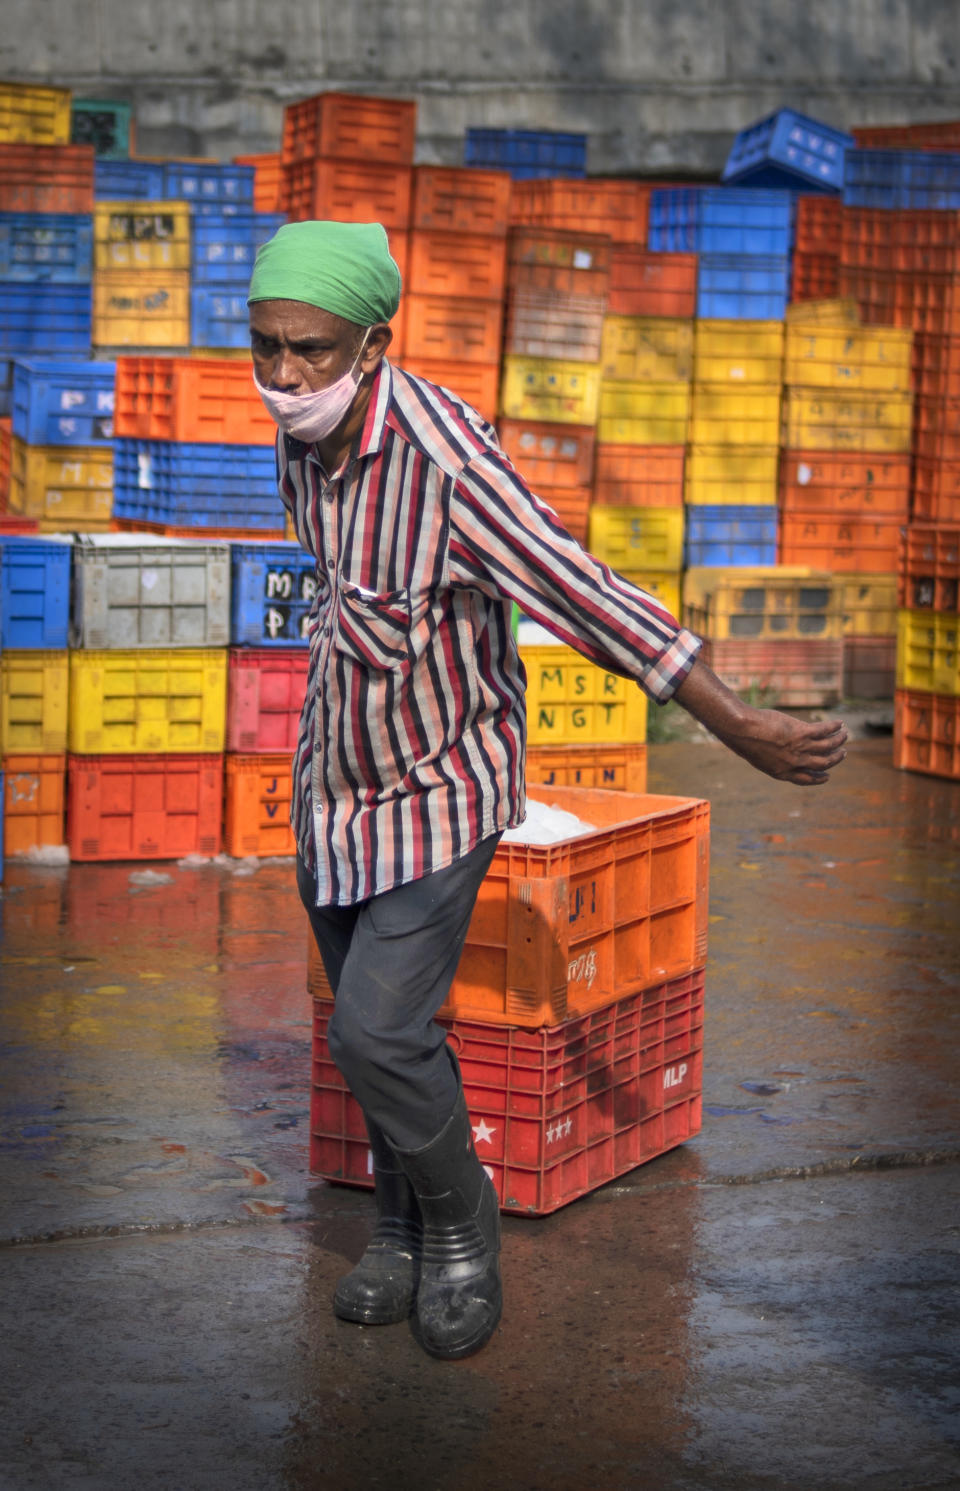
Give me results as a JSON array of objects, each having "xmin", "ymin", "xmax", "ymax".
[{"xmin": 254, "ymin": 329, "xmax": 372, "ymax": 443}]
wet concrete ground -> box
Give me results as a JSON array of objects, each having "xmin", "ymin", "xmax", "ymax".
[{"xmin": 1, "ymin": 736, "xmax": 959, "ymax": 1491}]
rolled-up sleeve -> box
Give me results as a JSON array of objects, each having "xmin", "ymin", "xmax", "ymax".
[{"xmin": 448, "ymin": 448, "xmax": 702, "ymax": 703}]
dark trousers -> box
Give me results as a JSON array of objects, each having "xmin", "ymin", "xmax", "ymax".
[{"xmin": 297, "ymin": 833, "xmax": 502, "ymax": 1151}]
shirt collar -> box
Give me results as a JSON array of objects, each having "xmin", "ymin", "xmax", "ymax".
[{"xmin": 354, "ymin": 357, "xmax": 393, "ymax": 459}]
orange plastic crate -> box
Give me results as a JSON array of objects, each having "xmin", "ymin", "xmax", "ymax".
[
  {"xmin": 794, "ymin": 194, "xmax": 845, "ymax": 256},
  {"xmin": 411, "ymin": 166, "xmax": 512, "ymax": 236},
  {"xmin": 896, "ymin": 211, "xmax": 960, "ymax": 276},
  {"xmin": 407, "ymin": 229, "xmax": 507, "ymax": 301},
  {"xmin": 2, "ymin": 753, "xmax": 65, "ymax": 855},
  {"xmin": 0, "ymin": 142, "xmax": 95, "ymax": 212},
  {"xmin": 66, "ymin": 752, "xmax": 223, "ymax": 862},
  {"xmin": 507, "ymin": 228, "xmax": 612, "ymax": 298},
  {"xmin": 0, "ymin": 416, "xmax": 10, "ymax": 506},
  {"xmin": 114, "ymin": 356, "xmax": 275, "ymax": 444},
  {"xmin": 699, "ymin": 637, "xmax": 843, "ymax": 707},
  {"xmin": 779, "ymin": 514, "xmax": 903, "ymax": 572},
  {"xmin": 778, "ymin": 451, "xmax": 910, "ymax": 518},
  {"xmin": 397, "ymin": 359, "xmax": 500, "ymax": 423},
  {"xmin": 607, "ymin": 248, "xmax": 697, "ymax": 318},
  {"xmin": 913, "ymin": 396, "xmax": 960, "ymax": 461},
  {"xmin": 526, "ymin": 742, "xmax": 648, "ymax": 794},
  {"xmin": 281, "ymin": 92, "xmax": 417, "ymax": 166},
  {"xmin": 836, "ymin": 266, "xmax": 901, "ymax": 327},
  {"xmin": 226, "ymin": 648, "xmax": 309, "ymax": 753},
  {"xmin": 840, "ymin": 207, "xmax": 899, "ymax": 270},
  {"xmin": 503, "ymin": 287, "xmax": 606, "ymax": 362},
  {"xmin": 898, "ymin": 523, "xmax": 960, "ymax": 612},
  {"xmin": 912, "ymin": 458, "xmax": 960, "ymax": 524},
  {"xmin": 496, "ymin": 419, "xmax": 596, "ymax": 489},
  {"xmin": 223, "ymin": 753, "xmax": 296, "ymax": 857},
  {"xmin": 894, "ymin": 688, "xmax": 960, "ymax": 779},
  {"xmin": 111, "ymin": 518, "xmax": 286, "ymax": 542},
  {"xmin": 536, "ymin": 484, "xmax": 591, "ymax": 544},
  {"xmin": 307, "ymin": 786, "xmax": 710, "ymax": 1028},
  {"xmin": 283, "ymin": 157, "xmax": 412, "ymax": 229},
  {"xmin": 508, "ymin": 178, "xmax": 649, "ymax": 247},
  {"xmin": 403, "ymin": 294, "xmax": 503, "ymax": 363},
  {"xmin": 843, "ymin": 635, "xmax": 896, "ymax": 700},
  {"xmin": 309, "ymin": 967, "xmax": 703, "ymax": 1216},
  {"xmin": 233, "ymin": 152, "xmax": 284, "ymax": 212},
  {"xmin": 790, "ymin": 252, "xmax": 841, "ymax": 303},
  {"xmin": 592, "ymin": 444, "xmax": 685, "ymax": 509},
  {"xmin": 912, "ymin": 333, "xmax": 960, "ymax": 400}
]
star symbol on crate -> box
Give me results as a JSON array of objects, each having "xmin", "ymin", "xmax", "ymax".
[
  {"xmin": 546, "ymin": 1116, "xmax": 574, "ymax": 1144},
  {"xmin": 472, "ymin": 1118, "xmax": 496, "ymax": 1146}
]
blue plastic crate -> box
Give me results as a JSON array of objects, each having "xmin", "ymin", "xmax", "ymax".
[
  {"xmin": 12, "ymin": 359, "xmax": 115, "ymax": 446},
  {"xmin": 648, "ymin": 187, "xmax": 794, "ymax": 255},
  {"xmin": 231, "ymin": 542, "xmax": 315, "ymax": 645},
  {"xmin": 162, "ymin": 162, "xmax": 254, "ymax": 208},
  {"xmin": 0, "ymin": 281, "xmax": 92, "ymax": 354},
  {"xmin": 0, "ymin": 770, "xmax": 4, "ymax": 884},
  {"xmin": 191, "ymin": 211, "xmax": 287, "ymax": 285},
  {"xmin": 94, "ymin": 159, "xmax": 165, "ymax": 200},
  {"xmin": 190, "ymin": 287, "xmax": 251, "ymax": 348},
  {"xmin": 696, "ymin": 255, "xmax": 790, "ymax": 319},
  {"xmin": 0, "ymin": 358, "xmax": 13, "ymax": 415},
  {"xmin": 722, "ymin": 108, "xmax": 853, "ymax": 193},
  {"xmin": 1, "ymin": 535, "xmax": 72, "ymax": 648},
  {"xmin": 843, "ymin": 148, "xmax": 960, "ymax": 208},
  {"xmin": 112, "ymin": 439, "xmax": 281, "ymax": 527},
  {"xmin": 0, "ymin": 213, "xmax": 93, "ymax": 284},
  {"xmin": 464, "ymin": 128, "xmax": 587, "ymax": 178},
  {"xmin": 684, "ymin": 505, "xmax": 779, "ymax": 568}
]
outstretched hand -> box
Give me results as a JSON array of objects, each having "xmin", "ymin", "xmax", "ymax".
[{"xmin": 672, "ymin": 657, "xmax": 848, "ymax": 787}]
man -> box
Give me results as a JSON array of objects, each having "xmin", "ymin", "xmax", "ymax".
[{"xmin": 247, "ymin": 220, "xmax": 847, "ymax": 1363}]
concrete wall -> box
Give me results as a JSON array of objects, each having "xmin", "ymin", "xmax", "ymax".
[{"xmin": 2, "ymin": 0, "xmax": 959, "ymax": 173}]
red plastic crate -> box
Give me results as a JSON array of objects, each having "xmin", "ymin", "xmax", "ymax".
[
  {"xmin": 309, "ymin": 968, "xmax": 704, "ymax": 1216},
  {"xmin": 283, "ymin": 157, "xmax": 412, "ymax": 229},
  {"xmin": 913, "ymin": 396, "xmax": 960, "ymax": 461},
  {"xmin": 843, "ymin": 635, "xmax": 896, "ymax": 700},
  {"xmin": 223, "ymin": 753, "xmax": 296, "ymax": 858},
  {"xmin": 403, "ymin": 294, "xmax": 503, "ymax": 363},
  {"xmin": 0, "ymin": 142, "xmax": 95, "ymax": 212},
  {"xmin": 912, "ymin": 333, "xmax": 960, "ymax": 400},
  {"xmin": 895, "ymin": 211, "xmax": 960, "ymax": 276},
  {"xmin": 496, "ymin": 419, "xmax": 596, "ymax": 490},
  {"xmin": 281, "ymin": 92, "xmax": 416, "ymax": 166},
  {"xmin": 526, "ymin": 742, "xmax": 648, "ymax": 794},
  {"xmin": 794, "ymin": 194, "xmax": 845, "ymax": 256},
  {"xmin": 111, "ymin": 518, "xmax": 286, "ymax": 542},
  {"xmin": 114, "ymin": 356, "xmax": 276, "ymax": 444},
  {"xmin": 894, "ymin": 688, "xmax": 960, "ymax": 779},
  {"xmin": 853, "ymin": 122, "xmax": 960, "ymax": 152},
  {"xmin": 898, "ymin": 523, "xmax": 960, "ymax": 612},
  {"xmin": 507, "ymin": 228, "xmax": 612, "ymax": 298},
  {"xmin": 778, "ymin": 451, "xmax": 910, "ymax": 518},
  {"xmin": 509, "ymin": 178, "xmax": 649, "ymax": 247},
  {"xmin": 66, "ymin": 752, "xmax": 223, "ymax": 862},
  {"xmin": 779, "ymin": 513, "xmax": 904, "ymax": 573},
  {"xmin": 0, "ymin": 416, "xmax": 10, "ymax": 507},
  {"xmin": 233, "ymin": 152, "xmax": 284, "ymax": 212},
  {"xmin": 911, "ymin": 458, "xmax": 960, "ymax": 523},
  {"xmin": 699, "ymin": 637, "xmax": 844, "ymax": 707},
  {"xmin": 411, "ymin": 166, "xmax": 512, "ymax": 236},
  {"xmin": 607, "ymin": 248, "xmax": 697, "ymax": 318},
  {"xmin": 839, "ymin": 207, "xmax": 899, "ymax": 270},
  {"xmin": 790, "ymin": 252, "xmax": 841, "ymax": 303},
  {"xmin": 3, "ymin": 753, "xmax": 66, "ymax": 855},
  {"xmin": 307, "ymin": 786, "xmax": 710, "ymax": 1028},
  {"xmin": 836, "ymin": 266, "xmax": 902, "ymax": 327},
  {"xmin": 592, "ymin": 444, "xmax": 685, "ymax": 509},
  {"xmin": 503, "ymin": 287, "xmax": 606, "ymax": 362},
  {"xmin": 900, "ymin": 279, "xmax": 960, "ymax": 338},
  {"xmin": 407, "ymin": 229, "xmax": 507, "ymax": 301},
  {"xmin": 397, "ymin": 359, "xmax": 500, "ymax": 423},
  {"xmin": 226, "ymin": 647, "xmax": 309, "ymax": 753}
]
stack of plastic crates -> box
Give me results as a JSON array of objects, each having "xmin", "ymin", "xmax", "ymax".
[
  {"xmin": 464, "ymin": 127, "xmax": 586, "ymax": 181},
  {"xmin": 895, "ymin": 524, "xmax": 960, "ymax": 780},
  {"xmin": 308, "ymin": 783, "xmax": 710, "ymax": 1216}
]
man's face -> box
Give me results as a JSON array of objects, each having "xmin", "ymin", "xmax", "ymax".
[{"xmin": 249, "ymin": 300, "xmax": 366, "ymax": 394}]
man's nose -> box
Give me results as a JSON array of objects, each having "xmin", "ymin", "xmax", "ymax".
[{"xmin": 270, "ymin": 347, "xmax": 304, "ymax": 392}]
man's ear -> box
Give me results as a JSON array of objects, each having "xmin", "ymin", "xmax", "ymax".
[{"xmin": 361, "ymin": 323, "xmax": 393, "ymax": 372}]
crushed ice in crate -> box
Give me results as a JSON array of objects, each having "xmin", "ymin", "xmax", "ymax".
[{"xmin": 501, "ymin": 799, "xmax": 596, "ymax": 844}]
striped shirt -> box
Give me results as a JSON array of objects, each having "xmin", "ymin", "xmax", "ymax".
[{"xmin": 277, "ymin": 359, "xmax": 702, "ymax": 907}]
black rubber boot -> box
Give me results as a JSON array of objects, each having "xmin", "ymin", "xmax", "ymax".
[
  {"xmin": 333, "ymin": 1118, "xmax": 422, "ymax": 1325},
  {"xmin": 395, "ymin": 1089, "xmax": 502, "ymax": 1360}
]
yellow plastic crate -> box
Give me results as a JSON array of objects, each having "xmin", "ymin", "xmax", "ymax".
[
  {"xmin": 781, "ymin": 390, "xmax": 913, "ymax": 453},
  {"xmin": 0, "ymin": 83, "xmax": 72, "ymax": 144},
  {"xmin": 841, "ymin": 574, "xmax": 898, "ymax": 637},
  {"xmin": 784, "ymin": 325, "xmax": 913, "ymax": 393},
  {"xmin": 588, "ymin": 506, "xmax": 685, "ymax": 573},
  {"xmin": 0, "ymin": 650, "xmax": 69, "ymax": 754},
  {"xmin": 896, "ymin": 611, "xmax": 960, "ymax": 697},
  {"xmin": 68, "ymin": 649, "xmax": 228, "ymax": 754},
  {"xmin": 616, "ymin": 569, "xmax": 682, "ymax": 622},
  {"xmin": 596, "ymin": 382, "xmax": 690, "ymax": 445},
  {"xmin": 10, "ymin": 437, "xmax": 114, "ymax": 525},
  {"xmin": 519, "ymin": 641, "xmax": 648, "ymax": 746},
  {"xmin": 92, "ymin": 269, "xmax": 191, "ymax": 348},
  {"xmin": 786, "ymin": 298, "xmax": 860, "ymax": 327},
  {"xmin": 499, "ymin": 356, "xmax": 601, "ymax": 426},
  {"xmin": 93, "ymin": 201, "xmax": 191, "ymax": 271},
  {"xmin": 693, "ymin": 320, "xmax": 784, "ymax": 388},
  {"xmin": 684, "ymin": 444, "xmax": 780, "ymax": 506},
  {"xmin": 682, "ymin": 566, "xmax": 842, "ymax": 641},
  {"xmin": 599, "ymin": 316, "xmax": 693, "ymax": 383},
  {"xmin": 689, "ymin": 386, "xmax": 781, "ymax": 446}
]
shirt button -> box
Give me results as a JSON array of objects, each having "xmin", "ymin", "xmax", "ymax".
[{"xmin": 326, "ymin": 559, "xmax": 334, "ymax": 570}]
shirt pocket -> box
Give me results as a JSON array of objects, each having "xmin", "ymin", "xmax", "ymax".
[{"xmin": 335, "ymin": 581, "xmax": 412, "ymax": 670}]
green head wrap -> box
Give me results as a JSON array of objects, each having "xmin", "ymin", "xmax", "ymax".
[{"xmin": 247, "ymin": 220, "xmax": 402, "ymax": 324}]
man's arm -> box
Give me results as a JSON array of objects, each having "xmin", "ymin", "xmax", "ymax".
[{"xmin": 672, "ymin": 656, "xmax": 848, "ymax": 787}]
